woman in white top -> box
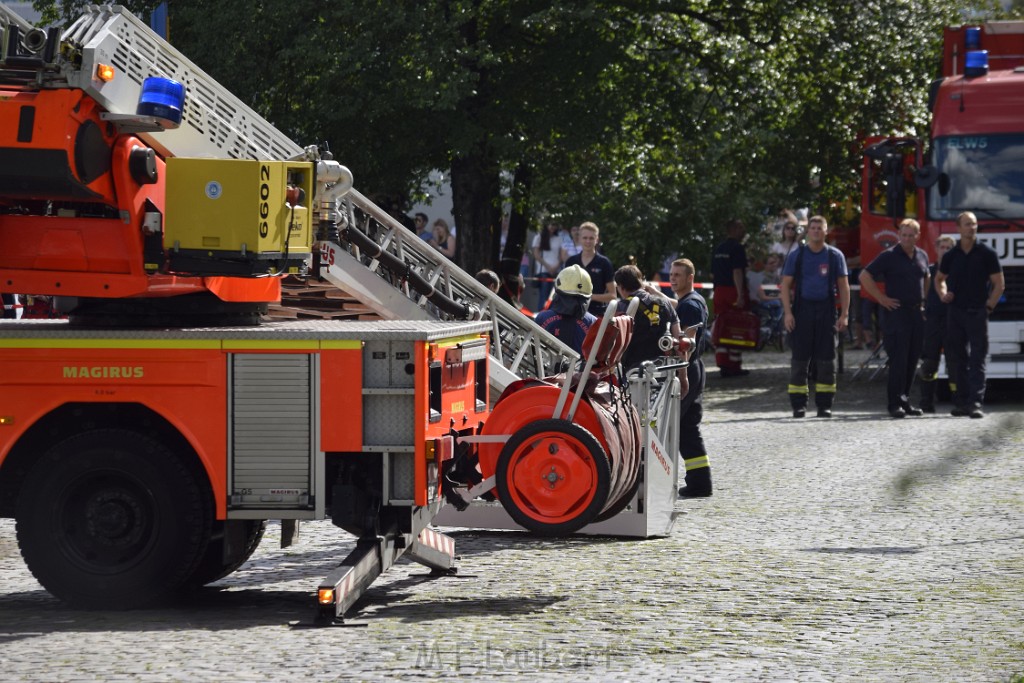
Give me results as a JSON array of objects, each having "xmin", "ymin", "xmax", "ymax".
[{"xmin": 771, "ymin": 220, "xmax": 801, "ymax": 259}]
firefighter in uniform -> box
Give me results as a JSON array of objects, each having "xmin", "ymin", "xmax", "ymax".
[
  {"xmin": 534, "ymin": 264, "xmax": 597, "ymax": 354},
  {"xmin": 668, "ymin": 258, "xmax": 712, "ymax": 497},
  {"xmin": 858, "ymin": 218, "xmax": 930, "ymax": 418},
  {"xmin": 934, "ymin": 211, "xmax": 1005, "ymax": 419},
  {"xmin": 779, "ymin": 215, "xmax": 850, "ymax": 417},
  {"xmin": 613, "ymin": 265, "xmax": 680, "ymax": 372},
  {"xmin": 917, "ymin": 235, "xmax": 955, "ymax": 412},
  {"xmin": 710, "ymin": 218, "xmax": 749, "ymax": 377}
]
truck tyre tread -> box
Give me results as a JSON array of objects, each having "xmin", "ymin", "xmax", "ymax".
[{"xmin": 15, "ymin": 429, "xmax": 212, "ymax": 609}]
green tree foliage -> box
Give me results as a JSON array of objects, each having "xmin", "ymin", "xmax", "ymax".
[
  {"xmin": 31, "ymin": 0, "xmax": 998, "ymax": 277},
  {"xmin": 31, "ymin": 0, "xmax": 157, "ymax": 26}
]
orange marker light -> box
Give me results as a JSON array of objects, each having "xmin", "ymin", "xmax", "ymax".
[
  {"xmin": 317, "ymin": 589, "xmax": 335, "ymax": 605},
  {"xmin": 96, "ymin": 64, "xmax": 115, "ymax": 82}
]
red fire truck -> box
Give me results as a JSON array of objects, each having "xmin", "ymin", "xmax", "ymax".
[
  {"xmin": 0, "ymin": 5, "xmax": 496, "ymax": 623},
  {"xmin": 0, "ymin": 5, "xmax": 682, "ymax": 625},
  {"xmin": 860, "ymin": 22, "xmax": 1024, "ymax": 379}
]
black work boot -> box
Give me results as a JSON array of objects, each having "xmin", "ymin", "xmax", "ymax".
[
  {"xmin": 815, "ymin": 393, "xmax": 835, "ymax": 419},
  {"xmin": 900, "ymin": 400, "xmax": 923, "ymax": 417},
  {"xmin": 791, "ymin": 395, "xmax": 808, "ymax": 419},
  {"xmin": 678, "ymin": 467, "xmax": 712, "ymax": 498}
]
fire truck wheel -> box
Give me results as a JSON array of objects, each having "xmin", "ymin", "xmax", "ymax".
[
  {"xmin": 183, "ymin": 520, "xmax": 267, "ymax": 587},
  {"xmin": 15, "ymin": 429, "xmax": 213, "ymax": 609},
  {"xmin": 495, "ymin": 419, "xmax": 610, "ymax": 536}
]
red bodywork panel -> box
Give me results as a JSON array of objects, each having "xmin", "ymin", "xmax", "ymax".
[
  {"xmin": 0, "ymin": 343, "xmax": 231, "ymax": 514},
  {"xmin": 0, "ymin": 330, "xmax": 490, "ymax": 516},
  {"xmin": 0, "ymin": 87, "xmax": 279, "ymax": 304}
]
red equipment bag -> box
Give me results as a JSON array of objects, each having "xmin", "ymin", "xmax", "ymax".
[{"xmin": 711, "ymin": 307, "xmax": 760, "ymax": 349}]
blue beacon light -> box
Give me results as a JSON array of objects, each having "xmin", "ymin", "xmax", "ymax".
[
  {"xmin": 962, "ymin": 26, "xmax": 988, "ymax": 78},
  {"xmin": 964, "ymin": 50, "xmax": 989, "ymax": 78},
  {"xmin": 136, "ymin": 77, "xmax": 186, "ymax": 128},
  {"xmin": 964, "ymin": 26, "xmax": 982, "ymax": 50}
]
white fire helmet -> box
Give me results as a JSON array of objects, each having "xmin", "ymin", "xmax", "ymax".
[{"xmin": 555, "ymin": 264, "xmax": 593, "ymax": 297}]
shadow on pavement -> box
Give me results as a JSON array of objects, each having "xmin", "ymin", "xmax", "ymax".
[
  {"xmin": 801, "ymin": 534, "xmax": 1024, "ymax": 556},
  {"xmin": 0, "ymin": 587, "xmax": 315, "ymax": 634},
  {"xmin": 357, "ymin": 593, "xmax": 567, "ymax": 624},
  {"xmin": 0, "ymin": 529, "xmax": 601, "ymax": 633}
]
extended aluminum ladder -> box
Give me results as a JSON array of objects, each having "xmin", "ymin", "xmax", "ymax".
[
  {"xmin": 58, "ymin": 5, "xmax": 304, "ymax": 161},
  {"xmin": 48, "ymin": 5, "xmax": 575, "ymax": 394}
]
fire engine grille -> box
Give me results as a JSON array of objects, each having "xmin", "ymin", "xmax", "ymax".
[{"xmin": 229, "ymin": 353, "xmax": 315, "ymax": 509}]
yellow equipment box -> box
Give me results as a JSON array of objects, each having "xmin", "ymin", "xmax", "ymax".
[{"xmin": 164, "ymin": 158, "xmax": 314, "ymax": 275}]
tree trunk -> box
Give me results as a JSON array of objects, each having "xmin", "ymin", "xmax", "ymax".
[
  {"xmin": 450, "ymin": 151, "xmax": 501, "ymax": 276},
  {"xmin": 500, "ymin": 163, "xmax": 532, "ymax": 269}
]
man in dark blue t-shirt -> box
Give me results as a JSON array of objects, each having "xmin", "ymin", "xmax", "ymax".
[
  {"xmin": 564, "ymin": 222, "xmax": 615, "ymax": 316},
  {"xmin": 859, "ymin": 218, "xmax": 930, "ymax": 418},
  {"xmin": 934, "ymin": 211, "xmax": 1005, "ymax": 418},
  {"xmin": 780, "ymin": 215, "xmax": 850, "ymax": 418},
  {"xmin": 669, "ymin": 258, "xmax": 712, "ymax": 498}
]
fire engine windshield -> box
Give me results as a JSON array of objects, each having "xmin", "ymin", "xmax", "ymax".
[{"xmin": 929, "ymin": 134, "xmax": 1024, "ymax": 221}]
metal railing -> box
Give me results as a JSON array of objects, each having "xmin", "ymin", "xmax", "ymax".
[{"xmin": 317, "ymin": 188, "xmax": 578, "ymax": 392}]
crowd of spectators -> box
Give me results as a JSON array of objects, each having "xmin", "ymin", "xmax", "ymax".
[{"xmin": 410, "ymin": 206, "xmax": 1005, "ymax": 422}]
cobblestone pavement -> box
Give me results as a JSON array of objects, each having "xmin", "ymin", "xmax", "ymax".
[{"xmin": 1, "ymin": 348, "xmax": 1022, "ymax": 682}]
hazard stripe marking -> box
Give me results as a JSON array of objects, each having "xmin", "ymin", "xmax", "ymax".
[{"xmin": 418, "ymin": 528, "xmax": 455, "ymax": 557}]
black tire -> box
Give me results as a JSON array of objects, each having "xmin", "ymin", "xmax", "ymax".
[
  {"xmin": 184, "ymin": 520, "xmax": 266, "ymax": 588},
  {"xmin": 495, "ymin": 419, "xmax": 610, "ymax": 537},
  {"xmin": 15, "ymin": 429, "xmax": 212, "ymax": 609}
]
